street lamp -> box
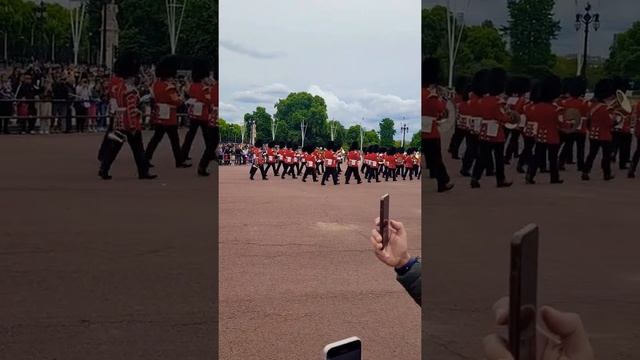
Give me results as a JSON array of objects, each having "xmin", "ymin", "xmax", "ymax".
[
  {"xmin": 34, "ymin": 1, "xmax": 46, "ymax": 60},
  {"xmin": 400, "ymin": 122, "xmax": 409, "ymax": 148},
  {"xmin": 575, "ymin": 2, "xmax": 600, "ymax": 77}
]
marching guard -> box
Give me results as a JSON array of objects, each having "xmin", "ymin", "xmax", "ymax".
[
  {"xmin": 344, "ymin": 142, "xmax": 362, "ymax": 184},
  {"xmin": 321, "ymin": 142, "xmax": 339, "ymax": 186},
  {"xmin": 249, "ymin": 140, "xmax": 267, "ymax": 180},
  {"xmin": 582, "ymin": 79, "xmax": 617, "ymax": 181}
]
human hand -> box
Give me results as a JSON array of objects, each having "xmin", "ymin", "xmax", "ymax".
[
  {"xmin": 369, "ymin": 218, "xmax": 411, "ymax": 268},
  {"xmin": 483, "ymin": 297, "xmax": 595, "ymax": 360}
]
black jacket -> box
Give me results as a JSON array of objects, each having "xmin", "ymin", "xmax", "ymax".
[{"xmin": 396, "ymin": 259, "xmax": 421, "ymax": 306}]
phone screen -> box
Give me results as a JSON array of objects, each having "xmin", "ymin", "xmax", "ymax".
[
  {"xmin": 380, "ymin": 194, "xmax": 390, "ymax": 249},
  {"xmin": 326, "ymin": 339, "xmax": 361, "ymax": 360},
  {"xmin": 509, "ymin": 224, "xmax": 539, "ymax": 360}
]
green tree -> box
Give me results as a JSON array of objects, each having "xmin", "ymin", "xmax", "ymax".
[
  {"xmin": 422, "ymin": 5, "xmax": 447, "ymax": 60},
  {"xmin": 344, "ymin": 125, "xmax": 362, "ymax": 147},
  {"xmin": 606, "ymin": 21, "xmax": 640, "ymax": 84},
  {"xmin": 363, "ymin": 130, "xmax": 380, "ymax": 147},
  {"xmin": 506, "ymin": 0, "xmax": 561, "ymax": 76},
  {"xmin": 274, "ymin": 92, "xmax": 328, "ymax": 145},
  {"xmin": 455, "ymin": 22, "xmax": 510, "ymax": 76},
  {"xmin": 409, "ymin": 131, "xmax": 421, "ymax": 149},
  {"xmin": 244, "ymin": 106, "xmax": 274, "ymax": 143},
  {"xmin": 379, "ymin": 118, "xmax": 396, "ymax": 147}
]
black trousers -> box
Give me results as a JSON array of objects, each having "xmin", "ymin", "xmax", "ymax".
[
  {"xmin": 517, "ymin": 136, "xmax": 536, "ymax": 171},
  {"xmin": 198, "ymin": 126, "xmax": 216, "ymax": 170},
  {"xmin": 574, "ymin": 133, "xmax": 587, "ymax": 171},
  {"xmin": 100, "ymin": 130, "xmax": 149, "ymax": 176},
  {"xmin": 402, "ymin": 166, "xmax": 414, "ymax": 180},
  {"xmin": 583, "ymin": 139, "xmax": 612, "ymax": 177},
  {"xmin": 423, "ymin": 138, "xmax": 450, "ymax": 188},
  {"xmin": 360, "ymin": 162, "xmax": 367, "ymax": 173},
  {"xmin": 366, "ymin": 166, "xmax": 380, "ymax": 182},
  {"xmin": 281, "ymin": 163, "xmax": 297, "ymax": 178},
  {"xmin": 322, "ymin": 167, "xmax": 339, "ymax": 185},
  {"xmin": 20, "ymin": 118, "xmax": 36, "ymax": 133},
  {"xmin": 472, "ymin": 141, "xmax": 506, "ymax": 184},
  {"xmin": 265, "ymin": 163, "xmax": 278, "ymax": 176},
  {"xmin": 181, "ymin": 120, "xmax": 207, "ymax": 161},
  {"xmin": 448, "ymin": 128, "xmax": 468, "ymax": 157},
  {"xmin": 612, "ymin": 132, "xmax": 632, "ymax": 169},
  {"xmin": 505, "ymin": 129, "xmax": 521, "ymax": 161},
  {"xmin": 384, "ymin": 167, "xmax": 397, "ymax": 181},
  {"xmin": 249, "ymin": 164, "xmax": 267, "ymax": 179},
  {"xmin": 344, "ymin": 166, "xmax": 361, "ymax": 183},
  {"xmin": 461, "ymin": 134, "xmax": 479, "ymax": 174},
  {"xmin": 527, "ymin": 142, "xmax": 560, "ymax": 182},
  {"xmin": 145, "ymin": 125, "xmax": 183, "ymax": 166},
  {"xmin": 558, "ymin": 132, "xmax": 574, "ymax": 166},
  {"xmin": 302, "ymin": 167, "xmax": 317, "ymax": 182}
]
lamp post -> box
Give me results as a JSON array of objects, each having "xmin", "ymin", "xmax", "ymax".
[
  {"xmin": 400, "ymin": 122, "xmax": 409, "ymax": 148},
  {"xmin": 34, "ymin": 1, "xmax": 46, "ymax": 60},
  {"xmin": 575, "ymin": 2, "xmax": 600, "ymax": 78}
]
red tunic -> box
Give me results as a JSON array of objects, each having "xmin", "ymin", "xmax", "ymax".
[
  {"xmin": 324, "ymin": 150, "xmax": 337, "ymax": 168},
  {"xmin": 112, "ymin": 81, "xmax": 142, "ymax": 131},
  {"xmin": 384, "ymin": 155, "xmax": 397, "ymax": 169},
  {"xmin": 266, "ymin": 147, "xmax": 276, "ymax": 164},
  {"xmin": 525, "ymin": 103, "xmax": 560, "ymax": 145},
  {"xmin": 346, "ymin": 150, "xmax": 361, "ymax": 167},
  {"xmin": 151, "ymin": 80, "xmax": 182, "ymax": 126},
  {"xmin": 478, "ymin": 96, "xmax": 509, "ymax": 143},
  {"xmin": 209, "ymin": 83, "xmax": 219, "ymax": 128},
  {"xmin": 588, "ymin": 102, "xmax": 615, "ymax": 141},
  {"xmin": 283, "ymin": 149, "xmax": 295, "ymax": 165},
  {"xmin": 188, "ymin": 83, "xmax": 211, "ymax": 123},
  {"xmin": 304, "ymin": 153, "xmax": 317, "ymax": 168},
  {"xmin": 404, "ymin": 154, "xmax": 414, "ymax": 168},
  {"xmin": 422, "ymin": 87, "xmax": 446, "ymax": 139},
  {"xmin": 252, "ymin": 148, "xmax": 265, "ymax": 165}
]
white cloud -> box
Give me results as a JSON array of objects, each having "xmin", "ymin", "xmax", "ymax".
[{"xmin": 220, "ymin": 39, "xmax": 287, "ymax": 59}]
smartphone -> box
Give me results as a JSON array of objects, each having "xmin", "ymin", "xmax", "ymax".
[
  {"xmin": 380, "ymin": 194, "xmax": 390, "ymax": 250},
  {"xmin": 509, "ymin": 224, "xmax": 539, "ymax": 360},
  {"xmin": 323, "ymin": 337, "xmax": 361, "ymax": 360}
]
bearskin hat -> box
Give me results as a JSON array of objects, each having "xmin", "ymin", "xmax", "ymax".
[
  {"xmin": 594, "ymin": 78, "xmax": 616, "ymax": 101},
  {"xmin": 539, "ymin": 75, "xmax": 562, "ymax": 103},
  {"xmin": 455, "ymin": 75, "xmax": 471, "ymax": 98},
  {"xmin": 279, "ymin": 141, "xmax": 286, "ymax": 148},
  {"xmin": 507, "ymin": 76, "xmax": 531, "ymax": 97},
  {"xmin": 268, "ymin": 141, "xmax": 275, "ymax": 148},
  {"xmin": 422, "ymin": 57, "xmax": 440, "ymax": 87},
  {"xmin": 254, "ymin": 139, "xmax": 263, "ymax": 148},
  {"xmin": 326, "ymin": 140, "xmax": 335, "ymax": 151},
  {"xmin": 471, "ymin": 69, "xmax": 490, "ymax": 97},
  {"xmin": 487, "ymin": 67, "xmax": 507, "ymax": 96},
  {"xmin": 612, "ymin": 76, "xmax": 630, "ymax": 93},
  {"xmin": 350, "ymin": 141, "xmax": 359, "ymax": 151},
  {"xmin": 291, "ymin": 144, "xmax": 299, "ymax": 151},
  {"xmin": 529, "ymin": 79, "xmax": 542, "ymax": 103},
  {"xmin": 191, "ymin": 57, "xmax": 211, "ymax": 83},
  {"xmin": 155, "ymin": 55, "xmax": 179, "ymax": 79},
  {"xmin": 114, "ymin": 52, "xmax": 140, "ymax": 79},
  {"xmin": 568, "ymin": 76, "xmax": 587, "ymax": 98}
]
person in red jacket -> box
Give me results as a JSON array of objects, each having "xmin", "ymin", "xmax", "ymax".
[
  {"xmin": 628, "ymin": 101, "xmax": 640, "ymax": 178},
  {"xmin": 422, "ymin": 58, "xmax": 454, "ymax": 193},
  {"xmin": 264, "ymin": 141, "xmax": 278, "ymax": 176},
  {"xmin": 582, "ymin": 79, "xmax": 617, "ymax": 181},
  {"xmin": 344, "ymin": 142, "xmax": 362, "ymax": 184},
  {"xmin": 302, "ymin": 144, "xmax": 318, "ymax": 182},
  {"xmin": 461, "ymin": 70, "xmax": 489, "ymax": 177},
  {"xmin": 321, "ymin": 141, "xmax": 339, "ymax": 186},
  {"xmin": 97, "ymin": 58, "xmax": 125, "ymax": 163},
  {"xmin": 281, "ymin": 143, "xmax": 298, "ymax": 179},
  {"xmin": 448, "ymin": 75, "xmax": 471, "ymax": 159},
  {"xmin": 384, "ymin": 147, "xmax": 398, "ymax": 181},
  {"xmin": 99, "ymin": 52, "xmax": 156, "ymax": 180},
  {"xmin": 471, "ymin": 67, "xmax": 513, "ymax": 189},
  {"xmin": 402, "ymin": 148, "xmax": 415, "ymax": 180},
  {"xmin": 145, "ymin": 55, "xmax": 191, "ymax": 168},
  {"xmin": 610, "ymin": 77, "xmax": 633, "ymax": 169},
  {"xmin": 504, "ymin": 76, "xmax": 531, "ymax": 164},
  {"xmin": 275, "ymin": 141, "xmax": 286, "ymax": 175},
  {"xmin": 524, "ymin": 75, "xmax": 564, "ymax": 184},
  {"xmin": 249, "ymin": 140, "xmax": 267, "ymax": 180},
  {"xmin": 364, "ymin": 145, "xmax": 380, "ymax": 183},
  {"xmin": 558, "ymin": 76, "xmax": 590, "ymax": 171},
  {"xmin": 178, "ymin": 58, "xmax": 215, "ymax": 176}
]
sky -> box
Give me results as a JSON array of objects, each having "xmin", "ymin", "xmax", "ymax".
[
  {"xmin": 422, "ymin": 0, "xmax": 638, "ymax": 58},
  {"xmin": 220, "ymin": 0, "xmax": 421, "ymax": 137}
]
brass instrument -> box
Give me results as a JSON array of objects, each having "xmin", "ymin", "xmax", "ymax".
[{"xmin": 559, "ymin": 108, "xmax": 582, "ymax": 133}]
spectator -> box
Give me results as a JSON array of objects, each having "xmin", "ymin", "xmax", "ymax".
[
  {"xmin": 37, "ymin": 75, "xmax": 53, "ymax": 134},
  {"xmin": 15, "ymin": 72, "xmax": 37, "ymax": 134},
  {"xmin": 0, "ymin": 73, "xmax": 12, "ymax": 134},
  {"xmin": 52, "ymin": 73, "xmax": 72, "ymax": 133},
  {"xmin": 75, "ymin": 74, "xmax": 92, "ymax": 133}
]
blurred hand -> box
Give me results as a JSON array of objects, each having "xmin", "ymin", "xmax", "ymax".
[
  {"xmin": 369, "ymin": 218, "xmax": 411, "ymax": 268},
  {"xmin": 483, "ymin": 297, "xmax": 595, "ymax": 360}
]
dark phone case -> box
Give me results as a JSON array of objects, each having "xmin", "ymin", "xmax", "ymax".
[
  {"xmin": 380, "ymin": 194, "xmax": 389, "ymax": 249},
  {"xmin": 509, "ymin": 224, "xmax": 539, "ymax": 360}
]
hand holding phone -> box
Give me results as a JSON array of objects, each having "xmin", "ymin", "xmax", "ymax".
[
  {"xmin": 380, "ymin": 194, "xmax": 390, "ymax": 250},
  {"xmin": 324, "ymin": 337, "xmax": 361, "ymax": 360}
]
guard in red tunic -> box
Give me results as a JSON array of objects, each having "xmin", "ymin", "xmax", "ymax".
[
  {"xmin": 179, "ymin": 58, "xmax": 215, "ymax": 176},
  {"xmin": 275, "ymin": 141, "xmax": 286, "ymax": 175},
  {"xmin": 628, "ymin": 101, "xmax": 640, "ymax": 178},
  {"xmin": 524, "ymin": 75, "xmax": 564, "ymax": 184},
  {"xmin": 422, "ymin": 58, "xmax": 454, "ymax": 192},
  {"xmin": 582, "ymin": 79, "xmax": 617, "ymax": 181},
  {"xmin": 365, "ymin": 145, "xmax": 380, "ymax": 183},
  {"xmin": 264, "ymin": 141, "xmax": 278, "ymax": 176},
  {"xmin": 384, "ymin": 147, "xmax": 398, "ymax": 181},
  {"xmin": 302, "ymin": 144, "xmax": 318, "ymax": 182},
  {"xmin": 145, "ymin": 56, "xmax": 191, "ymax": 168},
  {"xmin": 610, "ymin": 77, "xmax": 633, "ymax": 170},
  {"xmin": 460, "ymin": 70, "xmax": 489, "ymax": 177},
  {"xmin": 448, "ymin": 76, "xmax": 471, "ymax": 159},
  {"xmin": 517, "ymin": 81, "xmax": 540, "ymax": 173},
  {"xmin": 470, "ymin": 67, "xmax": 512, "ymax": 189},
  {"xmin": 321, "ymin": 141, "xmax": 339, "ymax": 186},
  {"xmin": 558, "ymin": 77, "xmax": 589, "ymax": 171},
  {"xmin": 99, "ymin": 52, "xmax": 156, "ymax": 180},
  {"xmin": 249, "ymin": 140, "xmax": 267, "ymax": 180},
  {"xmin": 504, "ymin": 76, "xmax": 531, "ymax": 164},
  {"xmin": 344, "ymin": 142, "xmax": 362, "ymax": 184},
  {"xmin": 402, "ymin": 148, "xmax": 415, "ymax": 180},
  {"xmin": 281, "ymin": 144, "xmax": 298, "ymax": 179},
  {"xmin": 98, "ymin": 58, "xmax": 125, "ymax": 162}
]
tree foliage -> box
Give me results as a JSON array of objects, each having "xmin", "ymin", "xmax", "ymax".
[
  {"xmin": 379, "ymin": 118, "xmax": 396, "ymax": 147},
  {"xmin": 273, "ymin": 92, "xmax": 328, "ymax": 146},
  {"xmin": 606, "ymin": 21, "xmax": 640, "ymax": 84}
]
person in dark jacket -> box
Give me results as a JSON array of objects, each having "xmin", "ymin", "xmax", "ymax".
[{"xmin": 369, "ymin": 218, "xmax": 421, "ymax": 306}]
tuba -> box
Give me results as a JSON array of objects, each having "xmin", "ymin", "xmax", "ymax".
[{"xmin": 435, "ymin": 86, "xmax": 456, "ymax": 132}]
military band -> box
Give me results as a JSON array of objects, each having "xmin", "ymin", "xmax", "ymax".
[{"xmin": 422, "ymin": 56, "xmax": 639, "ymax": 192}]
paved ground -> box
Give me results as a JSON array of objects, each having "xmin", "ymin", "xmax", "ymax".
[
  {"xmin": 0, "ymin": 132, "xmax": 217, "ymax": 360},
  {"xmin": 219, "ymin": 165, "xmax": 421, "ymax": 360},
  {"xmin": 423, "ymin": 139, "xmax": 640, "ymax": 359}
]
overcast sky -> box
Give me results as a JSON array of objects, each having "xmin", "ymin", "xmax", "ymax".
[
  {"xmin": 220, "ymin": 0, "xmax": 420, "ymax": 136},
  {"xmin": 423, "ymin": 0, "xmax": 637, "ymax": 58}
]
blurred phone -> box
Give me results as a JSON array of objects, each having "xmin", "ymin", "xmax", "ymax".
[
  {"xmin": 509, "ymin": 224, "xmax": 539, "ymax": 360},
  {"xmin": 323, "ymin": 337, "xmax": 361, "ymax": 360},
  {"xmin": 380, "ymin": 194, "xmax": 390, "ymax": 249}
]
